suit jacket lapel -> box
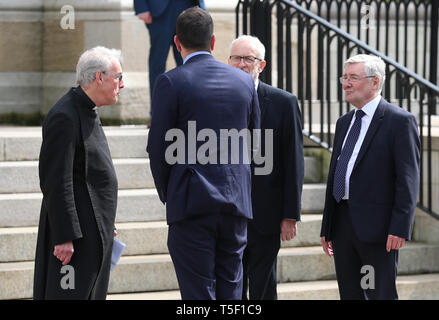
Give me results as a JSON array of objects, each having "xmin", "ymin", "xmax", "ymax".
[
  {"xmin": 327, "ymin": 110, "xmax": 354, "ymax": 181},
  {"xmin": 333, "ymin": 110, "xmax": 355, "ymax": 158},
  {"xmin": 352, "ymin": 98, "xmax": 386, "ymax": 171},
  {"xmin": 257, "ymin": 81, "xmax": 269, "ymax": 123}
]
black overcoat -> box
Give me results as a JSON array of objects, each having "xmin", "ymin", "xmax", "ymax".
[
  {"xmin": 250, "ymin": 81, "xmax": 304, "ymax": 235},
  {"xmin": 33, "ymin": 87, "xmax": 118, "ymax": 299}
]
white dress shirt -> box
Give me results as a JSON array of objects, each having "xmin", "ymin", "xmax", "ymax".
[{"xmin": 340, "ymin": 95, "xmax": 381, "ymax": 200}]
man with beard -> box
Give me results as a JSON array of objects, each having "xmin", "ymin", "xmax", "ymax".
[{"xmin": 228, "ymin": 35, "xmax": 304, "ymax": 300}]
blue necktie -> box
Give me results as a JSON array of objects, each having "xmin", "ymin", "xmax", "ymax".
[{"xmin": 332, "ymin": 109, "xmax": 365, "ymax": 203}]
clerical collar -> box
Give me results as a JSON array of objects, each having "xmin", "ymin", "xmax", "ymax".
[{"xmin": 74, "ymin": 86, "xmax": 97, "ymax": 110}]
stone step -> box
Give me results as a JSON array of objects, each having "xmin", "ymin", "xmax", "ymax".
[
  {"xmin": 0, "ymin": 157, "xmax": 322, "ymax": 194},
  {"xmin": 0, "ymin": 126, "xmax": 149, "ymax": 161},
  {"xmin": 113, "ymin": 243, "xmax": 439, "ymax": 293},
  {"xmin": 107, "ymin": 273, "xmax": 439, "ymax": 300},
  {"xmin": 0, "ymin": 159, "xmax": 155, "ymax": 193},
  {"xmin": 0, "ymin": 184, "xmax": 326, "ymax": 227},
  {"xmin": 0, "ymin": 127, "xmax": 324, "ymax": 183},
  {"xmin": 1, "ymin": 242, "xmax": 438, "ymax": 299},
  {"xmin": 0, "ymin": 215, "xmax": 323, "ymax": 262},
  {"xmin": 0, "ymin": 188, "xmax": 165, "ymax": 227},
  {"xmin": 278, "ymin": 273, "xmax": 439, "ymax": 300}
]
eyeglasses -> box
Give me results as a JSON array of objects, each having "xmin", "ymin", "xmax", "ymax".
[
  {"xmin": 103, "ymin": 71, "xmax": 123, "ymax": 82},
  {"xmin": 229, "ymin": 55, "xmax": 262, "ymax": 64},
  {"xmin": 339, "ymin": 75, "xmax": 375, "ymax": 84}
]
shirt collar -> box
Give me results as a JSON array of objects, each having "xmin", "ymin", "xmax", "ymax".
[
  {"xmin": 74, "ymin": 86, "xmax": 96, "ymax": 110},
  {"xmin": 356, "ymin": 94, "xmax": 381, "ymax": 117},
  {"xmin": 183, "ymin": 51, "xmax": 211, "ymax": 64}
]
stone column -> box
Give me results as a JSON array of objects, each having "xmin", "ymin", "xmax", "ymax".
[
  {"xmin": 0, "ymin": 0, "xmax": 238, "ymax": 124},
  {"xmin": 42, "ymin": 0, "xmax": 149, "ymax": 124},
  {"xmin": 0, "ymin": 0, "xmax": 44, "ymax": 124}
]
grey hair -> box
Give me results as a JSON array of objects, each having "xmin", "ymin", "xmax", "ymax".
[
  {"xmin": 230, "ymin": 35, "xmax": 266, "ymax": 60},
  {"xmin": 76, "ymin": 46, "xmax": 123, "ymax": 87},
  {"xmin": 344, "ymin": 54, "xmax": 386, "ymax": 93}
]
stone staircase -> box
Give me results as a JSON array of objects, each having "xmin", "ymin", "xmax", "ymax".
[{"xmin": 1, "ymin": 126, "xmax": 439, "ymax": 300}]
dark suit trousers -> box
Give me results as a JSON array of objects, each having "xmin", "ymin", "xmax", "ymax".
[
  {"xmin": 167, "ymin": 213, "xmax": 247, "ymax": 300},
  {"xmin": 145, "ymin": 0, "xmax": 194, "ymax": 102},
  {"xmin": 242, "ymin": 223, "xmax": 280, "ymax": 300},
  {"xmin": 332, "ymin": 200, "xmax": 398, "ymax": 300}
]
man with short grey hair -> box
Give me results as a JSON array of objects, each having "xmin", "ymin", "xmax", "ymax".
[
  {"xmin": 34, "ymin": 46, "xmax": 124, "ymax": 299},
  {"xmin": 320, "ymin": 54, "xmax": 420, "ymax": 299},
  {"xmin": 343, "ymin": 54, "xmax": 386, "ymax": 92},
  {"xmin": 228, "ymin": 35, "xmax": 304, "ymax": 300}
]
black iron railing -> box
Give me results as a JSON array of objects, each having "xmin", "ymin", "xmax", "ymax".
[
  {"xmin": 294, "ymin": 0, "xmax": 438, "ymax": 104},
  {"xmin": 236, "ymin": 0, "xmax": 439, "ymax": 219}
]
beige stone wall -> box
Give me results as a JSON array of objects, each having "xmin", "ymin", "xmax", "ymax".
[
  {"xmin": 1, "ymin": 0, "xmax": 436, "ymax": 124},
  {"xmin": 42, "ymin": 20, "xmax": 85, "ymax": 72},
  {"xmin": 0, "ymin": 21, "xmax": 42, "ymax": 72},
  {"xmin": 0, "ymin": 2, "xmax": 43, "ymax": 118},
  {"xmin": 0, "ymin": 0, "xmax": 238, "ymax": 123}
]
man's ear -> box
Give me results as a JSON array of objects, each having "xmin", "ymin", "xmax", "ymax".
[
  {"xmin": 374, "ymin": 76, "xmax": 381, "ymax": 91},
  {"xmin": 95, "ymin": 70, "xmax": 103, "ymax": 84},
  {"xmin": 174, "ymin": 35, "xmax": 182, "ymax": 53},
  {"xmin": 258, "ymin": 60, "xmax": 267, "ymax": 73},
  {"xmin": 210, "ymin": 34, "xmax": 215, "ymax": 52}
]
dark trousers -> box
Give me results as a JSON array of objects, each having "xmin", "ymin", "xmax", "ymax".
[
  {"xmin": 146, "ymin": 0, "xmax": 194, "ymax": 105},
  {"xmin": 167, "ymin": 213, "xmax": 247, "ymax": 300},
  {"xmin": 242, "ymin": 223, "xmax": 280, "ymax": 300},
  {"xmin": 332, "ymin": 200, "xmax": 399, "ymax": 300}
]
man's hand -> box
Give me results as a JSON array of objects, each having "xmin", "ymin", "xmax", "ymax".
[
  {"xmin": 386, "ymin": 234, "xmax": 406, "ymax": 252},
  {"xmin": 53, "ymin": 241, "xmax": 74, "ymax": 265},
  {"xmin": 281, "ymin": 219, "xmax": 297, "ymax": 242},
  {"xmin": 137, "ymin": 12, "xmax": 152, "ymax": 24},
  {"xmin": 321, "ymin": 236, "xmax": 334, "ymax": 257}
]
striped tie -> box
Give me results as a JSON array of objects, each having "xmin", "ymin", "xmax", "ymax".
[{"xmin": 332, "ymin": 109, "xmax": 365, "ymax": 203}]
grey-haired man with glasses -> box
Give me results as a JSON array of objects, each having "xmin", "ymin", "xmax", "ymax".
[
  {"xmin": 320, "ymin": 54, "xmax": 420, "ymax": 300},
  {"xmin": 34, "ymin": 46, "xmax": 123, "ymax": 299},
  {"xmin": 229, "ymin": 35, "xmax": 304, "ymax": 300}
]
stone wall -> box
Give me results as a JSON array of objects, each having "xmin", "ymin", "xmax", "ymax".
[
  {"xmin": 0, "ymin": 0, "xmax": 238, "ymax": 124},
  {"xmin": 1, "ymin": 0, "xmax": 436, "ymax": 124}
]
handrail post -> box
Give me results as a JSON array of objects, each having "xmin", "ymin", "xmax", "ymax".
[
  {"xmin": 249, "ymin": 0, "xmax": 272, "ymax": 84},
  {"xmin": 236, "ymin": 0, "xmax": 439, "ymax": 220},
  {"xmin": 429, "ymin": 0, "xmax": 438, "ymax": 113}
]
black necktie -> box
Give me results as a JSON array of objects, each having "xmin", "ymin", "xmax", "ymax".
[{"xmin": 332, "ymin": 109, "xmax": 366, "ymax": 202}]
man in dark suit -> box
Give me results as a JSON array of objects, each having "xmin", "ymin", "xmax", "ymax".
[
  {"xmin": 320, "ymin": 54, "xmax": 420, "ymax": 300},
  {"xmin": 34, "ymin": 46, "xmax": 123, "ymax": 299},
  {"xmin": 133, "ymin": 0, "xmax": 206, "ymax": 112},
  {"xmin": 228, "ymin": 35, "xmax": 304, "ymax": 300},
  {"xmin": 146, "ymin": 8, "xmax": 260, "ymax": 300}
]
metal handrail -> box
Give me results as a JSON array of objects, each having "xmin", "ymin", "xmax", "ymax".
[
  {"xmin": 236, "ymin": 0, "xmax": 439, "ymax": 219},
  {"xmin": 280, "ymin": 0, "xmax": 439, "ymax": 94}
]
